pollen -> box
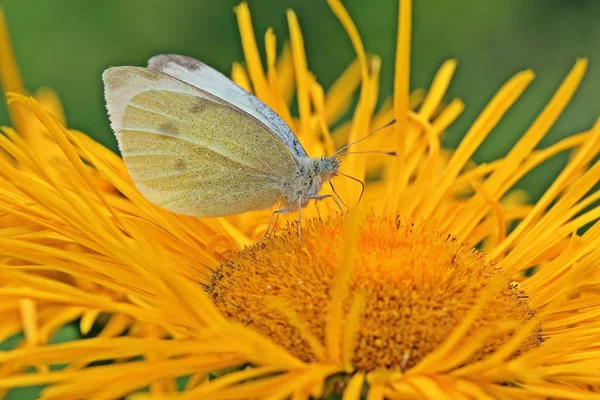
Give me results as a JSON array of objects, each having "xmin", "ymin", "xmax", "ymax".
[{"xmin": 206, "ymin": 214, "xmax": 541, "ymax": 371}]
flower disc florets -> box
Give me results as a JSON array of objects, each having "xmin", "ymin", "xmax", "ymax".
[{"xmin": 207, "ymin": 214, "xmax": 541, "ymax": 371}]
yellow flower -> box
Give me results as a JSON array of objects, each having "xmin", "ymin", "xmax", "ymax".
[{"xmin": 1, "ymin": 1, "xmax": 600, "ymax": 399}]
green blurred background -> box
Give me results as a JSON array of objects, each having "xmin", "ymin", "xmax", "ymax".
[{"xmin": 1, "ymin": 0, "xmax": 599, "ymax": 200}]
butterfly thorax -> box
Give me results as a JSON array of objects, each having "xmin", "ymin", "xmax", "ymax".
[{"xmin": 281, "ymin": 157, "xmax": 340, "ymax": 209}]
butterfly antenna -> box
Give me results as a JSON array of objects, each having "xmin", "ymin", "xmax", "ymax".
[
  {"xmin": 335, "ymin": 150, "xmax": 397, "ymax": 157},
  {"xmin": 337, "ymin": 172, "xmax": 365, "ymax": 205},
  {"xmin": 329, "ymin": 181, "xmax": 349, "ymax": 210},
  {"xmin": 332, "ymin": 118, "xmax": 396, "ymax": 157}
]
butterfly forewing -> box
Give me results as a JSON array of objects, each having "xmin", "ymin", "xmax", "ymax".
[
  {"xmin": 147, "ymin": 54, "xmax": 308, "ymax": 158},
  {"xmin": 104, "ymin": 67, "xmax": 299, "ymax": 217}
]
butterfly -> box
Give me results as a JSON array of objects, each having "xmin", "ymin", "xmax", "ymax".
[{"xmin": 103, "ymin": 54, "xmax": 394, "ymax": 241}]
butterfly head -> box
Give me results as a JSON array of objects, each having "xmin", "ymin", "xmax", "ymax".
[
  {"xmin": 314, "ymin": 156, "xmax": 341, "ymax": 180},
  {"xmin": 286, "ymin": 157, "xmax": 340, "ymax": 209}
]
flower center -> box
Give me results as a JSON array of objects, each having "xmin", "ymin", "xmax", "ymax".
[{"xmin": 206, "ymin": 215, "xmax": 541, "ymax": 371}]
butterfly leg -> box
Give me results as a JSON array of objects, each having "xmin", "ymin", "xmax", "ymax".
[
  {"xmin": 329, "ymin": 182, "xmax": 349, "ymax": 210},
  {"xmin": 260, "ymin": 207, "xmax": 290, "ymax": 241},
  {"xmin": 297, "ymin": 200, "xmax": 302, "ymax": 244},
  {"xmin": 314, "ymin": 199, "xmax": 322, "ymax": 220},
  {"xmin": 310, "ymin": 194, "xmax": 345, "ymax": 214}
]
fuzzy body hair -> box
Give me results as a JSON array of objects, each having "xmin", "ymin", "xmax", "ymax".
[{"xmin": 279, "ymin": 157, "xmax": 340, "ymax": 210}]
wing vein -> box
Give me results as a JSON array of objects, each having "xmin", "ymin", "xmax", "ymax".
[
  {"xmin": 126, "ymin": 103, "xmax": 187, "ymax": 124},
  {"xmin": 122, "ymin": 127, "xmax": 283, "ymax": 176},
  {"xmin": 135, "ymin": 168, "xmax": 283, "ymax": 184}
]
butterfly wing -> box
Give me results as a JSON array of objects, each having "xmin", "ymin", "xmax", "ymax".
[
  {"xmin": 147, "ymin": 54, "xmax": 308, "ymax": 158},
  {"xmin": 103, "ymin": 66, "xmax": 298, "ymax": 217}
]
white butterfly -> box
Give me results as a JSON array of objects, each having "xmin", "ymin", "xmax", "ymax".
[{"xmin": 103, "ymin": 54, "xmax": 393, "ymax": 240}]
